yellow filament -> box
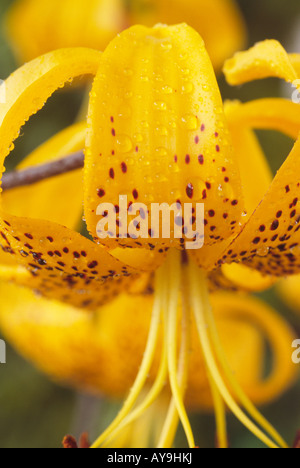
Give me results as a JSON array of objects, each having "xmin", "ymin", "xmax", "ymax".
[
  {"xmin": 188, "ymin": 261, "xmax": 280, "ymax": 449},
  {"xmin": 91, "ymin": 265, "xmax": 164, "ymax": 449},
  {"xmin": 164, "ymin": 250, "xmax": 195, "ymax": 449},
  {"xmin": 102, "ymin": 340, "xmax": 168, "ymax": 447},
  {"xmin": 203, "ymin": 287, "xmax": 288, "ymax": 449},
  {"xmin": 207, "ymin": 370, "xmax": 228, "ymax": 449},
  {"xmin": 157, "ymin": 266, "xmax": 191, "ymax": 448}
]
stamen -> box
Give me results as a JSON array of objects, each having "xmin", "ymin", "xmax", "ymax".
[
  {"xmin": 102, "ymin": 331, "xmax": 168, "ymax": 447},
  {"xmin": 203, "ymin": 287, "xmax": 288, "ymax": 449},
  {"xmin": 91, "ymin": 265, "xmax": 165, "ymax": 449},
  {"xmin": 207, "ymin": 370, "xmax": 228, "ymax": 448},
  {"xmin": 164, "ymin": 250, "xmax": 195, "ymax": 449},
  {"xmin": 188, "ymin": 261, "xmax": 281, "ymax": 449},
  {"xmin": 157, "ymin": 264, "xmax": 191, "ymax": 448}
]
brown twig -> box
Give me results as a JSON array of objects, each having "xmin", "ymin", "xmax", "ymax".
[{"xmin": 1, "ymin": 150, "xmax": 84, "ymax": 191}]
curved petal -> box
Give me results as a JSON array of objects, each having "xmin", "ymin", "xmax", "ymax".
[
  {"xmin": 0, "ymin": 283, "xmax": 295, "ymax": 410},
  {"xmin": 0, "ymin": 213, "xmax": 139, "ymax": 310},
  {"xmin": 129, "ymin": 0, "xmax": 246, "ymax": 71},
  {"xmin": 0, "ymin": 47, "xmax": 101, "ymax": 168},
  {"xmin": 5, "ymin": 0, "xmax": 127, "ymax": 63},
  {"xmin": 218, "ymin": 45, "xmax": 300, "ymax": 276},
  {"xmin": 225, "ymin": 98, "xmax": 300, "ymax": 141},
  {"xmin": 225, "ymin": 100, "xmax": 273, "ymax": 218},
  {"xmin": 85, "ymin": 24, "xmax": 243, "ymax": 253},
  {"xmin": 190, "ymin": 100, "xmax": 273, "ymax": 272},
  {"xmin": 223, "ymin": 40, "xmax": 298, "ymax": 85},
  {"xmin": 0, "ymin": 48, "xmax": 139, "ymax": 308},
  {"xmin": 3, "ymin": 122, "xmax": 86, "ymax": 230},
  {"xmin": 221, "ymin": 137, "xmax": 300, "ymax": 276}
]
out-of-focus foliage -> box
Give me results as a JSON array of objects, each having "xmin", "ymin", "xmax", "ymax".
[{"xmin": 0, "ymin": 0, "xmax": 300, "ymax": 448}]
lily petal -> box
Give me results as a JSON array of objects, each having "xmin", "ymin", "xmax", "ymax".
[
  {"xmin": 219, "ymin": 44, "xmax": 300, "ymax": 276},
  {"xmin": 221, "ymin": 137, "xmax": 300, "ymax": 276},
  {"xmin": 0, "ymin": 49, "xmax": 142, "ymax": 308},
  {"xmin": 225, "ymin": 98, "xmax": 300, "ymax": 141},
  {"xmin": 85, "ymin": 24, "xmax": 243, "ymax": 252},
  {"xmin": 225, "ymin": 100, "xmax": 273, "ymax": 218},
  {"xmin": 0, "ymin": 47, "xmax": 101, "ymax": 167},
  {"xmin": 223, "ymin": 40, "xmax": 298, "ymax": 85},
  {"xmin": 1, "ymin": 214, "xmax": 138, "ymax": 309}
]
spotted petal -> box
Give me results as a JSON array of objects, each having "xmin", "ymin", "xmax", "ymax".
[
  {"xmin": 0, "ymin": 48, "xmax": 143, "ymax": 308},
  {"xmin": 219, "ymin": 44, "xmax": 300, "ymax": 276},
  {"xmin": 85, "ymin": 24, "xmax": 243, "ymax": 253}
]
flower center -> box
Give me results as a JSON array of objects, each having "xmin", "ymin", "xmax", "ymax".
[{"xmin": 91, "ymin": 250, "xmax": 288, "ymax": 449}]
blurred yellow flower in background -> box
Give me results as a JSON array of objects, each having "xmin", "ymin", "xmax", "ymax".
[{"xmin": 5, "ymin": 0, "xmax": 246, "ymax": 71}]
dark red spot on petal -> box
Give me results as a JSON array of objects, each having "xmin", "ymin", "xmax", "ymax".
[
  {"xmin": 186, "ymin": 184, "xmax": 194, "ymax": 199},
  {"xmin": 97, "ymin": 189, "xmax": 105, "ymax": 198}
]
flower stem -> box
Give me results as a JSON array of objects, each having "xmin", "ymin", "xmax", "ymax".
[{"xmin": 1, "ymin": 150, "xmax": 84, "ymax": 191}]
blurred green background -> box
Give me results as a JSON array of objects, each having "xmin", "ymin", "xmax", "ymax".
[{"xmin": 0, "ymin": 0, "xmax": 300, "ymax": 448}]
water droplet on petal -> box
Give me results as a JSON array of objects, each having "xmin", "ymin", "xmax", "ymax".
[
  {"xmin": 257, "ymin": 246, "xmax": 270, "ymax": 257},
  {"xmin": 180, "ymin": 114, "xmax": 198, "ymax": 131},
  {"xmin": 116, "ymin": 135, "xmax": 133, "ymax": 153},
  {"xmin": 156, "ymin": 147, "xmax": 168, "ymax": 158},
  {"xmin": 154, "ymin": 101, "xmax": 167, "ymax": 111},
  {"xmin": 156, "ymin": 126, "xmax": 168, "ymax": 136},
  {"xmin": 181, "ymin": 83, "xmax": 194, "ymax": 94},
  {"xmin": 162, "ymin": 85, "xmax": 173, "ymax": 95}
]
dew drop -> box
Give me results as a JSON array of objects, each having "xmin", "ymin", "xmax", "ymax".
[
  {"xmin": 160, "ymin": 41, "xmax": 173, "ymax": 50},
  {"xmin": 257, "ymin": 246, "xmax": 270, "ymax": 257},
  {"xmin": 133, "ymin": 133, "xmax": 143, "ymax": 143},
  {"xmin": 156, "ymin": 126, "xmax": 168, "ymax": 136},
  {"xmin": 186, "ymin": 178, "xmax": 206, "ymax": 200},
  {"xmin": 116, "ymin": 135, "xmax": 133, "ymax": 153},
  {"xmin": 162, "ymin": 85, "xmax": 173, "ymax": 95},
  {"xmin": 217, "ymin": 183, "xmax": 234, "ymax": 200},
  {"xmin": 181, "ymin": 83, "xmax": 194, "ymax": 94},
  {"xmin": 156, "ymin": 147, "xmax": 168, "ymax": 158},
  {"xmin": 154, "ymin": 101, "xmax": 167, "ymax": 111},
  {"xmin": 180, "ymin": 114, "xmax": 198, "ymax": 131}
]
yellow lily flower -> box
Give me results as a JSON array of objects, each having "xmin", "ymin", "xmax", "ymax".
[
  {"xmin": 0, "ymin": 24, "xmax": 300, "ymax": 448},
  {"xmin": 5, "ymin": 0, "xmax": 246, "ymax": 71},
  {"xmin": 0, "ymin": 284, "xmax": 296, "ymax": 448}
]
